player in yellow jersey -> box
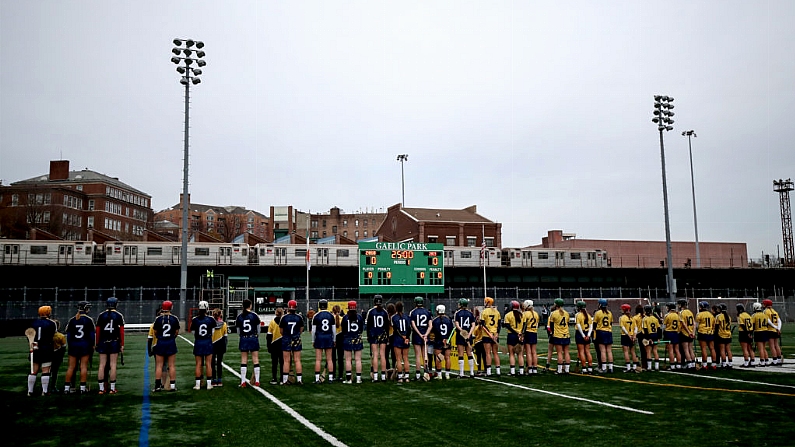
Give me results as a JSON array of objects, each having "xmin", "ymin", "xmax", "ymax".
[
  {"xmin": 618, "ymin": 304, "xmax": 639, "ymax": 373},
  {"xmin": 694, "ymin": 301, "xmax": 717, "ymax": 370},
  {"xmin": 574, "ymin": 301, "xmax": 594, "ymax": 374},
  {"xmin": 546, "ymin": 298, "xmax": 571, "ymax": 374},
  {"xmin": 593, "ymin": 299, "xmax": 614, "ymax": 373},
  {"xmin": 480, "ymin": 297, "xmax": 502, "ymax": 377},
  {"xmin": 504, "ymin": 301, "xmax": 524, "ymax": 376},
  {"xmin": 713, "ymin": 303, "xmax": 733, "ymax": 368},
  {"xmin": 471, "ymin": 312, "xmax": 486, "ymax": 376},
  {"xmin": 662, "ymin": 303, "xmax": 682, "ymax": 370},
  {"xmin": 641, "ymin": 305, "xmax": 661, "ymax": 371},
  {"xmin": 735, "ymin": 303, "xmax": 755, "ymax": 367},
  {"xmin": 751, "ymin": 302, "xmax": 769, "ymax": 366},
  {"xmin": 521, "ymin": 300, "xmax": 540, "ymax": 375},
  {"xmin": 266, "ymin": 307, "xmax": 284, "ymax": 385},
  {"xmin": 633, "ymin": 305, "xmax": 646, "ymax": 369},
  {"xmin": 211, "ymin": 308, "xmax": 228, "ymax": 387},
  {"xmin": 763, "ymin": 299, "xmax": 783, "ymax": 365},
  {"xmin": 677, "ymin": 299, "xmax": 696, "ymax": 369}
]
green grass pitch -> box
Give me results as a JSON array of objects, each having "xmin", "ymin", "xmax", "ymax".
[{"xmin": 2, "ymin": 326, "xmax": 794, "ymax": 447}]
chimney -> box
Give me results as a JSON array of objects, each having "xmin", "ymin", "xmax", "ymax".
[
  {"xmin": 49, "ymin": 160, "xmax": 70, "ymax": 181},
  {"xmin": 179, "ymin": 193, "xmax": 190, "ymax": 208}
]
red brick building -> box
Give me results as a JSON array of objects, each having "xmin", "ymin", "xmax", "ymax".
[
  {"xmin": 0, "ymin": 160, "xmax": 153, "ymax": 240},
  {"xmin": 294, "ymin": 206, "xmax": 386, "ymax": 243},
  {"xmin": 155, "ymin": 195, "xmax": 269, "ymax": 242},
  {"xmin": 376, "ymin": 203, "xmax": 501, "ymax": 248},
  {"xmin": 535, "ymin": 229, "xmax": 748, "ymax": 268}
]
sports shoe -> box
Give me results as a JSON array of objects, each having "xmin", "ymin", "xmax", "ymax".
[
  {"xmin": 168, "ymin": 387, "xmax": 177, "ymax": 392},
  {"xmin": 98, "ymin": 390, "xmax": 106, "ymax": 395},
  {"xmin": 253, "ymin": 382, "xmax": 260, "ymax": 387},
  {"xmin": 313, "ymin": 380, "xmax": 323, "ymax": 384},
  {"xmin": 152, "ymin": 386, "xmax": 163, "ymax": 393},
  {"xmin": 239, "ymin": 382, "xmax": 247, "ymax": 388},
  {"xmin": 215, "ymin": 382, "xmax": 222, "ymax": 387},
  {"xmin": 269, "ymin": 379, "xmax": 278, "ymax": 385},
  {"xmin": 343, "ymin": 380, "xmax": 352, "ymax": 384},
  {"xmin": 193, "ymin": 385, "xmax": 201, "ymax": 390},
  {"xmin": 108, "ymin": 389, "xmax": 118, "ymax": 395}
]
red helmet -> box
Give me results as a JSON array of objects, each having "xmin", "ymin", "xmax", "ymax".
[
  {"xmin": 511, "ymin": 300, "xmax": 520, "ymax": 310},
  {"xmin": 288, "ymin": 300, "xmax": 298, "ymax": 310},
  {"xmin": 161, "ymin": 300, "xmax": 173, "ymax": 311},
  {"xmin": 347, "ymin": 300, "xmax": 357, "ymax": 311},
  {"xmin": 621, "ymin": 304, "xmax": 631, "ymax": 312},
  {"xmin": 762, "ymin": 299, "xmax": 773, "ymax": 307}
]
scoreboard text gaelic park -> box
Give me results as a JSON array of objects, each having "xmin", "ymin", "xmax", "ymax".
[{"xmin": 358, "ymin": 242, "xmax": 444, "ymax": 294}]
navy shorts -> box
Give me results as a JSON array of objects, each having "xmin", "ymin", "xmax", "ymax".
[
  {"xmin": 768, "ymin": 331, "xmax": 780, "ymax": 340},
  {"xmin": 411, "ymin": 333, "xmax": 427, "ymax": 346},
  {"xmin": 575, "ymin": 332, "xmax": 591, "ymax": 345},
  {"xmin": 522, "ymin": 332, "xmax": 538, "ymax": 345},
  {"xmin": 507, "ymin": 333, "xmax": 521, "ymax": 346},
  {"xmin": 456, "ymin": 332, "xmax": 472, "ymax": 346},
  {"xmin": 368, "ymin": 332, "xmax": 389, "ymax": 345},
  {"xmin": 153, "ymin": 339, "xmax": 177, "ymax": 357},
  {"xmin": 595, "ymin": 331, "xmax": 613, "ymax": 345},
  {"xmin": 282, "ymin": 335, "xmax": 302, "ymax": 352},
  {"xmin": 239, "ymin": 336, "xmax": 260, "ymax": 352},
  {"xmin": 32, "ymin": 348, "xmax": 54, "ymax": 365},
  {"xmin": 393, "ymin": 334, "xmax": 410, "ymax": 349},
  {"xmin": 738, "ymin": 332, "xmax": 753, "ymax": 344},
  {"xmin": 343, "ymin": 337, "xmax": 363, "ymax": 352},
  {"xmin": 620, "ymin": 335, "xmax": 634, "ymax": 347},
  {"xmin": 96, "ymin": 340, "xmax": 122, "ymax": 354},
  {"xmin": 679, "ymin": 334, "xmax": 694, "ymax": 344},
  {"xmin": 663, "ymin": 331, "xmax": 679, "ymax": 345},
  {"xmin": 697, "ymin": 333, "xmax": 713, "ymax": 343},
  {"xmin": 754, "ymin": 332, "xmax": 769, "ymax": 343},
  {"xmin": 715, "ymin": 336, "xmax": 731, "ymax": 345},
  {"xmin": 481, "ymin": 335, "xmax": 499, "ymax": 345},
  {"xmin": 550, "ymin": 336, "xmax": 570, "ymax": 346},
  {"xmin": 433, "ymin": 340, "xmax": 450, "ymax": 351},
  {"xmin": 193, "ymin": 339, "xmax": 213, "ymax": 356},
  {"xmin": 68, "ymin": 343, "xmax": 93, "ymax": 358},
  {"xmin": 314, "ymin": 334, "xmax": 334, "ymax": 350}
]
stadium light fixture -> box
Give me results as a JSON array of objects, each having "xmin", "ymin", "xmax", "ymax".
[
  {"xmin": 653, "ymin": 95, "xmax": 676, "ymax": 300},
  {"xmin": 682, "ymin": 130, "xmax": 700, "ymax": 268}
]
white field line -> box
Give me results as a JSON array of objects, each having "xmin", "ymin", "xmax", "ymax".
[
  {"xmin": 178, "ymin": 335, "xmax": 348, "ymax": 447},
  {"xmin": 474, "ymin": 376, "xmax": 654, "ymax": 415},
  {"xmin": 661, "ymin": 370, "xmax": 795, "ymax": 388}
]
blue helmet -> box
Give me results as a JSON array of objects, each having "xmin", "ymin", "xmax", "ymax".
[
  {"xmin": 698, "ymin": 301, "xmax": 709, "ymax": 310},
  {"xmin": 598, "ymin": 298, "xmax": 608, "ymax": 307},
  {"xmin": 107, "ymin": 297, "xmax": 118, "ymax": 309}
]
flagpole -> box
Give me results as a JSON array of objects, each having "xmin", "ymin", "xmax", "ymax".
[
  {"xmin": 482, "ymin": 224, "xmax": 487, "ymax": 300},
  {"xmin": 306, "ymin": 213, "xmax": 310, "ymax": 314}
]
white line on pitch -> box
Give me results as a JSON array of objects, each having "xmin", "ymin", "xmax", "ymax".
[
  {"xmin": 660, "ymin": 370, "xmax": 795, "ymax": 389},
  {"xmin": 474, "ymin": 376, "xmax": 654, "ymax": 415},
  {"xmin": 178, "ymin": 335, "xmax": 348, "ymax": 447}
]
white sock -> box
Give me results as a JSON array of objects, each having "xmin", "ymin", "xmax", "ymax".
[
  {"xmin": 459, "ymin": 359, "xmax": 464, "ymax": 375},
  {"xmin": 207, "ymin": 379, "xmax": 212, "ymax": 388},
  {"xmin": 240, "ymin": 366, "xmax": 247, "ymax": 383},
  {"xmin": 28, "ymin": 374, "xmax": 36, "ymax": 393},
  {"xmin": 41, "ymin": 375, "xmax": 49, "ymax": 393},
  {"xmin": 254, "ymin": 366, "xmax": 260, "ymax": 383}
]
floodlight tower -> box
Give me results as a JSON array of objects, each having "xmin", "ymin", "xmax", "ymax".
[
  {"xmin": 652, "ymin": 95, "xmax": 676, "ymax": 300},
  {"xmin": 773, "ymin": 178, "xmax": 794, "ymax": 267},
  {"xmin": 397, "ymin": 154, "xmax": 408, "ymax": 206},
  {"xmin": 682, "ymin": 130, "xmax": 700, "ymax": 267},
  {"xmin": 171, "ymin": 38, "xmax": 206, "ymax": 321}
]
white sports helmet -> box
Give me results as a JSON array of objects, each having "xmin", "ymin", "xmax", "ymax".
[
  {"xmin": 436, "ymin": 304, "xmax": 446, "ymax": 314},
  {"xmin": 198, "ymin": 300, "xmax": 210, "ymax": 310},
  {"xmin": 523, "ymin": 299, "xmax": 534, "ymax": 309},
  {"xmin": 752, "ymin": 302, "xmax": 763, "ymax": 311}
]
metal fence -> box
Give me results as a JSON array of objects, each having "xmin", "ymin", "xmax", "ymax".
[{"xmin": 1, "ymin": 286, "xmax": 792, "ymax": 325}]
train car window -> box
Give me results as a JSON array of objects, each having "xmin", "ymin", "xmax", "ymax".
[
  {"xmin": 195, "ymin": 248, "xmax": 210, "ymax": 256},
  {"xmin": 461, "ymin": 251, "xmax": 472, "ymax": 258},
  {"xmin": 148, "ymin": 247, "xmax": 163, "ymax": 256},
  {"xmin": 337, "ymin": 249, "xmax": 350, "ymax": 257},
  {"xmin": 570, "ymin": 253, "xmax": 581, "ymax": 260},
  {"xmin": 30, "ymin": 246, "xmax": 48, "ymax": 255},
  {"xmin": 538, "ymin": 252, "xmax": 549, "ymax": 260},
  {"xmin": 295, "ymin": 249, "xmax": 307, "ymax": 258}
]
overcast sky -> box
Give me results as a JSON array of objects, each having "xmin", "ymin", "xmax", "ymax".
[{"xmin": 2, "ymin": 1, "xmax": 793, "ymax": 259}]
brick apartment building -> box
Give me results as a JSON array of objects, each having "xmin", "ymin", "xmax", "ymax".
[
  {"xmin": 376, "ymin": 203, "xmax": 501, "ymax": 248},
  {"xmin": 0, "ymin": 160, "xmax": 153, "ymax": 240},
  {"xmin": 155, "ymin": 195, "xmax": 269, "ymax": 242},
  {"xmin": 292, "ymin": 206, "xmax": 386, "ymax": 243}
]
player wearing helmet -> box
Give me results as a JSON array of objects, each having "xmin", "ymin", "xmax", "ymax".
[
  {"xmin": 211, "ymin": 308, "xmax": 228, "ymax": 387},
  {"xmin": 280, "ymin": 300, "xmax": 304, "ymax": 385},
  {"xmin": 521, "ymin": 300, "xmax": 540, "ymax": 375},
  {"xmin": 504, "ymin": 301, "xmax": 524, "ymax": 376},
  {"xmin": 236, "ymin": 299, "xmax": 261, "ymax": 387},
  {"xmin": 677, "ymin": 299, "xmax": 696, "ymax": 369},
  {"xmin": 641, "ymin": 305, "xmax": 660, "ymax": 371},
  {"xmin": 190, "ymin": 301, "xmax": 215, "ymax": 390},
  {"xmin": 453, "ymin": 298, "xmax": 476, "ymax": 378},
  {"xmin": 480, "ymin": 297, "xmax": 502, "ymax": 376},
  {"xmin": 409, "ymin": 297, "xmax": 432, "ymax": 380},
  {"xmin": 312, "ymin": 299, "xmax": 336, "ymax": 384},
  {"xmin": 391, "ymin": 301, "xmax": 412, "ymax": 384},
  {"xmin": 574, "ymin": 301, "xmax": 594, "ymax": 374},
  {"xmin": 694, "ymin": 301, "xmax": 717, "ymax": 370},
  {"xmin": 763, "ymin": 300, "xmax": 783, "ymax": 365},
  {"xmin": 148, "ymin": 300, "xmax": 179, "ymax": 392},
  {"xmin": 593, "ymin": 299, "xmax": 614, "ymax": 373},
  {"xmin": 366, "ymin": 295, "xmax": 390, "ymax": 382},
  {"xmin": 431, "ymin": 305, "xmax": 454, "ymax": 379},
  {"xmin": 547, "ymin": 298, "xmax": 571, "ymax": 374},
  {"xmin": 342, "ymin": 301, "xmax": 365, "ymax": 383},
  {"xmin": 751, "ymin": 302, "xmax": 770, "ymax": 366},
  {"xmin": 64, "ymin": 301, "xmax": 96, "ymax": 394},
  {"xmin": 96, "ymin": 297, "xmax": 125, "ymax": 394},
  {"xmin": 662, "ymin": 303, "xmax": 682, "ymax": 370},
  {"xmin": 618, "ymin": 304, "xmax": 639, "ymax": 373},
  {"xmin": 735, "ymin": 304, "xmax": 755, "ymax": 367},
  {"xmin": 267, "ymin": 307, "xmax": 284, "ymax": 385},
  {"xmin": 27, "ymin": 306, "xmax": 57, "ymax": 396}
]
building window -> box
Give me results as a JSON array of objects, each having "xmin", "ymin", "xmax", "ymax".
[
  {"xmin": 87, "ymin": 216, "xmax": 94, "ymax": 228},
  {"xmin": 76, "ymin": 185, "xmax": 83, "ymax": 191},
  {"xmin": 343, "ymin": 219, "xmax": 347, "ymax": 227},
  {"xmin": 485, "ymin": 237, "xmax": 494, "ymax": 248},
  {"xmin": 311, "ymin": 220, "xmax": 318, "ymax": 229},
  {"xmin": 311, "ymin": 231, "xmax": 318, "ymax": 238},
  {"xmin": 332, "ymin": 225, "xmax": 337, "ymax": 234},
  {"xmin": 466, "ymin": 237, "xmax": 476, "ymax": 247},
  {"xmin": 322, "ymin": 220, "xmax": 327, "ymax": 228},
  {"xmin": 363, "ymin": 231, "xmax": 367, "ymax": 237},
  {"xmin": 355, "ymin": 230, "xmax": 359, "ymax": 238},
  {"xmin": 42, "ymin": 211, "xmax": 50, "ymax": 223},
  {"xmin": 343, "ymin": 231, "xmax": 347, "ymax": 237},
  {"xmin": 363, "ymin": 220, "xmax": 367, "ymax": 227},
  {"xmin": 355, "ymin": 219, "xmax": 359, "ymax": 227},
  {"xmin": 428, "ymin": 236, "xmax": 438, "ymax": 243},
  {"xmin": 372, "ymin": 219, "xmax": 376, "ymax": 226},
  {"xmin": 446, "ymin": 236, "xmax": 456, "ymax": 246},
  {"xmin": 323, "ymin": 231, "xmax": 327, "ymax": 237},
  {"xmin": 88, "ymin": 200, "xmax": 95, "ymax": 211}
]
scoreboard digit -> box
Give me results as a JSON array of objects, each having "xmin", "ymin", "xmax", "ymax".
[{"xmin": 358, "ymin": 242, "xmax": 444, "ymax": 293}]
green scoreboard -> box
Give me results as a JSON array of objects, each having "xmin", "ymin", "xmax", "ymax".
[{"xmin": 358, "ymin": 241, "xmax": 444, "ymax": 294}]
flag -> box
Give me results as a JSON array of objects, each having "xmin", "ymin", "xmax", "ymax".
[{"xmin": 306, "ymin": 249, "xmax": 311, "ymax": 270}]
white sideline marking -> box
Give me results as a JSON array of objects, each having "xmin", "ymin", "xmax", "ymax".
[
  {"xmin": 475, "ymin": 376, "xmax": 654, "ymax": 415},
  {"xmin": 178, "ymin": 335, "xmax": 348, "ymax": 447},
  {"xmin": 661, "ymin": 370, "xmax": 795, "ymax": 389}
]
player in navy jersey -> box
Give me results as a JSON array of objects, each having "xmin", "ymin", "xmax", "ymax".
[
  {"xmin": 312, "ymin": 299, "xmax": 336, "ymax": 383},
  {"xmin": 148, "ymin": 300, "xmax": 179, "ymax": 392},
  {"xmin": 454, "ymin": 298, "xmax": 476, "ymax": 378},
  {"xmin": 191, "ymin": 301, "xmax": 216, "ymax": 390},
  {"xmin": 280, "ymin": 300, "xmax": 304, "ymax": 385},
  {"xmin": 63, "ymin": 301, "xmax": 95, "ymax": 394},
  {"xmin": 95, "ymin": 297, "xmax": 125, "ymax": 394},
  {"xmin": 236, "ymin": 299, "xmax": 261, "ymax": 387},
  {"xmin": 342, "ymin": 301, "xmax": 365, "ymax": 384},
  {"xmin": 27, "ymin": 306, "xmax": 57, "ymax": 396},
  {"xmin": 409, "ymin": 297, "xmax": 432, "ymax": 380},
  {"xmin": 391, "ymin": 301, "xmax": 411, "ymax": 384},
  {"xmin": 366, "ymin": 295, "xmax": 390, "ymax": 382},
  {"xmin": 432, "ymin": 305, "xmax": 454, "ymax": 380}
]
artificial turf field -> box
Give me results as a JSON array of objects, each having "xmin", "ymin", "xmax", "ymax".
[{"xmin": 2, "ymin": 327, "xmax": 794, "ymax": 447}]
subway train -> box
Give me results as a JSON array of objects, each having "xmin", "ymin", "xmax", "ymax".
[{"xmin": 0, "ymin": 239, "xmax": 608, "ymax": 268}]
